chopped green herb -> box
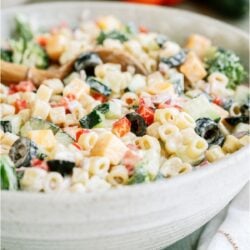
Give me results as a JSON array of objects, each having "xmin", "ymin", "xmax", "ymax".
[
  {"xmin": 97, "ymin": 30, "xmax": 129, "ymax": 44},
  {"xmin": 128, "ymin": 164, "xmax": 149, "ymax": 185}
]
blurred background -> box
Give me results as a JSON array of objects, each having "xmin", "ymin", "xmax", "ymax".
[{"xmin": 2, "ymin": 0, "xmax": 249, "ymax": 32}]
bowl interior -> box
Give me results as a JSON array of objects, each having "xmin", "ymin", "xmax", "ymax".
[{"xmin": 1, "ymin": 1, "xmax": 249, "ymax": 68}]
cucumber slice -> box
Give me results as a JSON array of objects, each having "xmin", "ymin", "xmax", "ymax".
[
  {"xmin": 2, "ymin": 115, "xmax": 21, "ymax": 135},
  {"xmin": 184, "ymin": 95, "xmax": 220, "ymax": 120},
  {"xmin": 20, "ymin": 117, "xmax": 60, "ymax": 137},
  {"xmin": 95, "ymin": 103, "xmax": 110, "ymax": 114},
  {"xmin": 87, "ymin": 77, "xmax": 112, "ymax": 96},
  {"xmin": 79, "ymin": 110, "xmax": 105, "ymax": 129},
  {"xmin": 94, "ymin": 100, "xmax": 122, "ymax": 119},
  {"xmin": 55, "ymin": 131, "xmax": 75, "ymax": 146}
]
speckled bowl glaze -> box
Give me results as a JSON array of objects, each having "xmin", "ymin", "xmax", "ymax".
[{"xmin": 1, "ymin": 2, "xmax": 250, "ymax": 250}]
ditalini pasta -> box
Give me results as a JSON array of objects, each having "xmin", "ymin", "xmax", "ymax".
[{"xmin": 0, "ymin": 14, "xmax": 249, "ymax": 192}]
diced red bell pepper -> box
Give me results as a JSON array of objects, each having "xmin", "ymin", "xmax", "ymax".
[
  {"xmin": 31, "ymin": 158, "xmax": 48, "ymax": 171},
  {"xmin": 72, "ymin": 142, "xmax": 82, "ymax": 150},
  {"xmin": 65, "ymin": 94, "xmax": 76, "ymax": 101},
  {"xmin": 76, "ymin": 129, "xmax": 90, "ymax": 141},
  {"xmin": 37, "ymin": 36, "xmax": 48, "ymax": 47},
  {"xmin": 213, "ymin": 97, "xmax": 223, "ymax": 106},
  {"xmin": 91, "ymin": 92, "xmax": 108, "ymax": 103},
  {"xmin": 51, "ymin": 97, "xmax": 71, "ymax": 113},
  {"xmin": 122, "ymin": 149, "xmax": 142, "ymax": 175},
  {"xmin": 137, "ymin": 105, "xmax": 155, "ymax": 125},
  {"xmin": 14, "ymin": 99, "xmax": 27, "ymax": 113},
  {"xmin": 139, "ymin": 25, "xmax": 149, "ymax": 33},
  {"xmin": 9, "ymin": 81, "xmax": 36, "ymax": 94},
  {"xmin": 112, "ymin": 117, "xmax": 131, "ymax": 137}
]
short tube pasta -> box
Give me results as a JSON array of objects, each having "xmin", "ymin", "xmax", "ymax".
[
  {"xmin": 160, "ymin": 157, "xmax": 192, "ymax": 178},
  {"xmin": 78, "ymin": 131, "xmax": 98, "ymax": 151},
  {"xmin": 121, "ymin": 92, "xmax": 139, "ymax": 107},
  {"xmin": 135, "ymin": 135, "xmax": 161, "ymax": 152},
  {"xmin": 89, "ymin": 157, "xmax": 110, "ymax": 178},
  {"xmin": 20, "ymin": 168, "xmax": 47, "ymax": 192},
  {"xmin": 154, "ymin": 108, "xmax": 179, "ymax": 124},
  {"xmin": 43, "ymin": 172, "xmax": 64, "ymax": 193},
  {"xmin": 205, "ymin": 145, "xmax": 225, "ymax": 162},
  {"xmin": 175, "ymin": 112, "xmax": 196, "ymax": 129},
  {"xmin": 106, "ymin": 165, "xmax": 129, "ymax": 186},
  {"xmin": 222, "ymin": 135, "xmax": 243, "ymax": 153}
]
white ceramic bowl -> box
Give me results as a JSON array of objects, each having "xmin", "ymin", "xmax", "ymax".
[{"xmin": 1, "ymin": 2, "xmax": 250, "ymax": 250}]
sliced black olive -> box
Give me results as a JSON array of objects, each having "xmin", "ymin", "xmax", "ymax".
[
  {"xmin": 195, "ymin": 118, "xmax": 224, "ymax": 146},
  {"xmin": 0, "ymin": 120, "xmax": 12, "ymax": 133},
  {"xmin": 87, "ymin": 77, "xmax": 112, "ymax": 96},
  {"xmin": 125, "ymin": 112, "xmax": 147, "ymax": 136},
  {"xmin": 9, "ymin": 137, "xmax": 38, "ymax": 168},
  {"xmin": 74, "ymin": 52, "xmax": 102, "ymax": 76},
  {"xmin": 224, "ymin": 116, "xmax": 249, "ymax": 126},
  {"xmin": 240, "ymin": 104, "xmax": 250, "ymax": 116},
  {"xmin": 160, "ymin": 50, "xmax": 186, "ymax": 68},
  {"xmin": 47, "ymin": 160, "xmax": 75, "ymax": 176}
]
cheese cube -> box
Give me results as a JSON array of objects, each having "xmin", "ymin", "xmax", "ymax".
[
  {"xmin": 49, "ymin": 107, "xmax": 66, "ymax": 125},
  {"xmin": 6, "ymin": 93, "xmax": 21, "ymax": 105},
  {"xmin": 36, "ymin": 84, "xmax": 53, "ymax": 102},
  {"xmin": 43, "ymin": 79, "xmax": 64, "ymax": 94},
  {"xmin": 1, "ymin": 132, "xmax": 19, "ymax": 146},
  {"xmin": 21, "ymin": 92, "xmax": 36, "ymax": 105},
  {"xmin": 180, "ymin": 52, "xmax": 207, "ymax": 84},
  {"xmin": 63, "ymin": 78, "xmax": 90, "ymax": 99},
  {"xmin": 147, "ymin": 82, "xmax": 174, "ymax": 95},
  {"xmin": 185, "ymin": 34, "xmax": 211, "ymax": 58},
  {"xmin": 91, "ymin": 132, "xmax": 127, "ymax": 165},
  {"xmin": 32, "ymin": 99, "xmax": 50, "ymax": 120},
  {"xmin": 27, "ymin": 130, "xmax": 57, "ymax": 151},
  {"xmin": 0, "ymin": 104, "xmax": 15, "ymax": 118}
]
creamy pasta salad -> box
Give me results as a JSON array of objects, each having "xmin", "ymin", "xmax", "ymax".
[{"xmin": 0, "ymin": 15, "xmax": 249, "ymax": 193}]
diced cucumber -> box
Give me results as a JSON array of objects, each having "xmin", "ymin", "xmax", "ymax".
[
  {"xmin": 184, "ymin": 95, "xmax": 220, "ymax": 120},
  {"xmin": 95, "ymin": 103, "xmax": 110, "ymax": 114},
  {"xmin": 87, "ymin": 77, "xmax": 112, "ymax": 96},
  {"xmin": 79, "ymin": 110, "xmax": 105, "ymax": 129},
  {"xmin": 2, "ymin": 115, "xmax": 21, "ymax": 135},
  {"xmin": 20, "ymin": 117, "xmax": 60, "ymax": 137},
  {"xmin": 94, "ymin": 100, "xmax": 122, "ymax": 119},
  {"xmin": 55, "ymin": 131, "xmax": 75, "ymax": 146},
  {"xmin": 234, "ymin": 85, "xmax": 250, "ymax": 105}
]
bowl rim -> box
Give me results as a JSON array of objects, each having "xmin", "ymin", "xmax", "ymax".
[
  {"xmin": 2, "ymin": 1, "xmax": 249, "ymax": 38},
  {"xmin": 1, "ymin": 1, "xmax": 250, "ymax": 199}
]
